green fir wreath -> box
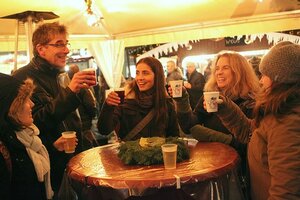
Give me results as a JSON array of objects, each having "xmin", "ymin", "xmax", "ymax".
[{"xmin": 118, "ymin": 137, "xmax": 190, "ymax": 165}]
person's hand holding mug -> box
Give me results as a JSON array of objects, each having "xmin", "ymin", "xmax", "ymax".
[
  {"xmin": 68, "ymin": 70, "xmax": 96, "ymax": 93},
  {"xmin": 106, "ymin": 90, "xmax": 122, "ymax": 106}
]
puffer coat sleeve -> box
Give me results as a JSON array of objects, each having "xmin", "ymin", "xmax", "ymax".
[{"xmin": 215, "ymin": 95, "xmax": 253, "ymax": 143}]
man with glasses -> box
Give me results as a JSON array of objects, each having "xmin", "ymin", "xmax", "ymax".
[{"xmin": 13, "ymin": 22, "xmax": 96, "ymax": 198}]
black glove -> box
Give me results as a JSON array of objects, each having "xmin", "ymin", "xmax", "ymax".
[{"xmin": 190, "ymin": 124, "xmax": 233, "ymax": 144}]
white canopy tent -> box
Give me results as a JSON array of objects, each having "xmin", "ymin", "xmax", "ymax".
[
  {"xmin": 0, "ymin": 0, "xmax": 300, "ymax": 79},
  {"xmin": 1, "ymin": 0, "xmax": 300, "ymax": 50}
]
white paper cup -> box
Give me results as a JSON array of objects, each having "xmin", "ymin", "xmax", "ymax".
[
  {"xmin": 82, "ymin": 68, "xmax": 97, "ymax": 86},
  {"xmin": 169, "ymin": 80, "xmax": 183, "ymax": 98},
  {"xmin": 161, "ymin": 144, "xmax": 178, "ymax": 169},
  {"xmin": 203, "ymin": 91, "xmax": 220, "ymax": 112},
  {"xmin": 61, "ymin": 131, "xmax": 76, "ymax": 153}
]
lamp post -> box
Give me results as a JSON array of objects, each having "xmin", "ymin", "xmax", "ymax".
[{"xmin": 1, "ymin": 11, "xmax": 59, "ymax": 71}]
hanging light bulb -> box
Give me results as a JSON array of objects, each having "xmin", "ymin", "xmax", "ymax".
[
  {"xmin": 84, "ymin": 0, "xmax": 101, "ymax": 27},
  {"xmin": 85, "ymin": 0, "xmax": 93, "ymax": 14}
]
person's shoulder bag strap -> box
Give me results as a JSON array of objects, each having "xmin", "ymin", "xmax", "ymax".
[{"xmin": 123, "ymin": 109, "xmax": 155, "ymax": 141}]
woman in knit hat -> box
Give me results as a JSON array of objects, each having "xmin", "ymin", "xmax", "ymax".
[
  {"xmin": 214, "ymin": 41, "xmax": 300, "ymax": 200},
  {"xmin": 0, "ymin": 73, "xmax": 71, "ymax": 200}
]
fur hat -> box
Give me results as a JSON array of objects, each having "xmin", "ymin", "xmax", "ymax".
[
  {"xmin": 259, "ymin": 41, "xmax": 300, "ymax": 83},
  {"xmin": 0, "ymin": 73, "xmax": 34, "ymax": 127}
]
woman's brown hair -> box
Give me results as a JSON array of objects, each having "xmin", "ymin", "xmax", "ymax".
[
  {"xmin": 253, "ymin": 81, "xmax": 300, "ymax": 126},
  {"xmin": 134, "ymin": 57, "xmax": 168, "ymax": 128}
]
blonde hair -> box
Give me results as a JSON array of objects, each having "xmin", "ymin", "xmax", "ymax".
[
  {"xmin": 204, "ymin": 51, "xmax": 260, "ymax": 99},
  {"xmin": 8, "ymin": 79, "xmax": 35, "ymax": 129}
]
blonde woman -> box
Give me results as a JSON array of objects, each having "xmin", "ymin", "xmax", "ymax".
[
  {"xmin": 174, "ymin": 51, "xmax": 260, "ymax": 199},
  {"xmin": 176, "ymin": 51, "xmax": 260, "ymax": 141}
]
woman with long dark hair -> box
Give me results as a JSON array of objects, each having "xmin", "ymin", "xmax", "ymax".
[{"xmin": 98, "ymin": 57, "xmax": 179, "ymax": 141}]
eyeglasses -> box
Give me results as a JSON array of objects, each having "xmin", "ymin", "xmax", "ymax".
[{"xmin": 46, "ymin": 43, "xmax": 71, "ymax": 49}]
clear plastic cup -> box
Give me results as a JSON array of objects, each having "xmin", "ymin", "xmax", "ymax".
[
  {"xmin": 161, "ymin": 144, "xmax": 178, "ymax": 169},
  {"xmin": 61, "ymin": 131, "xmax": 76, "ymax": 153}
]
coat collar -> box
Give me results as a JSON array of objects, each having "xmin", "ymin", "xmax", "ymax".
[{"xmin": 31, "ymin": 56, "xmax": 64, "ymax": 76}]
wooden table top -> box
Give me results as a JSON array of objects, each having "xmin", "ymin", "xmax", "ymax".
[{"xmin": 67, "ymin": 142, "xmax": 239, "ymax": 189}]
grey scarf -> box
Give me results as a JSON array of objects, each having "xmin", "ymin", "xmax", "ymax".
[{"xmin": 16, "ymin": 124, "xmax": 54, "ymax": 199}]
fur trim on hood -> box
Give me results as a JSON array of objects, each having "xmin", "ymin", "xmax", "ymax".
[
  {"xmin": 0, "ymin": 73, "xmax": 35, "ymax": 128},
  {"xmin": 8, "ymin": 79, "xmax": 35, "ymax": 120}
]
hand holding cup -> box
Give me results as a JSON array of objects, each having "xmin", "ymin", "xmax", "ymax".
[
  {"xmin": 106, "ymin": 89, "xmax": 124, "ymax": 106},
  {"xmin": 169, "ymin": 80, "xmax": 183, "ymax": 98},
  {"xmin": 114, "ymin": 88, "xmax": 125, "ymax": 104},
  {"xmin": 61, "ymin": 131, "xmax": 77, "ymax": 153},
  {"xmin": 203, "ymin": 91, "xmax": 221, "ymax": 112},
  {"xmin": 82, "ymin": 68, "xmax": 97, "ymax": 86},
  {"xmin": 69, "ymin": 69, "xmax": 97, "ymax": 93}
]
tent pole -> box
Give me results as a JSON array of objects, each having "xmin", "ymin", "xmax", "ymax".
[
  {"xmin": 24, "ymin": 15, "xmax": 34, "ymax": 62},
  {"xmin": 13, "ymin": 20, "xmax": 19, "ymax": 72}
]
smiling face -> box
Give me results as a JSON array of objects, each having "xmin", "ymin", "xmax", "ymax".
[
  {"xmin": 135, "ymin": 62, "xmax": 155, "ymax": 91},
  {"xmin": 215, "ymin": 56, "xmax": 233, "ymax": 89},
  {"xmin": 37, "ymin": 34, "xmax": 70, "ymax": 69},
  {"xmin": 17, "ymin": 97, "xmax": 34, "ymax": 127}
]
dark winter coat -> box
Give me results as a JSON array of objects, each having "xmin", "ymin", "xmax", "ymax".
[
  {"xmin": 216, "ymin": 97, "xmax": 300, "ymax": 200},
  {"xmin": 13, "ymin": 56, "xmax": 83, "ymax": 192},
  {"xmin": 98, "ymin": 87, "xmax": 180, "ymax": 140},
  {"xmin": 78, "ymin": 88, "xmax": 97, "ymax": 131},
  {"xmin": 0, "ymin": 73, "xmax": 46, "ymax": 199},
  {"xmin": 185, "ymin": 70, "xmax": 205, "ymax": 109},
  {"xmin": 0, "ymin": 131, "xmax": 46, "ymax": 200},
  {"xmin": 177, "ymin": 92, "xmax": 255, "ymax": 198}
]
